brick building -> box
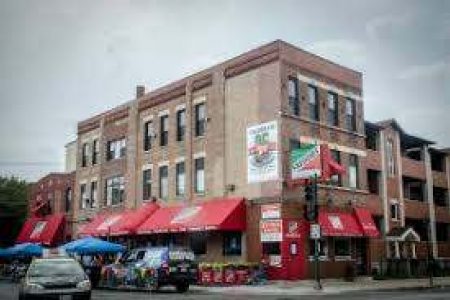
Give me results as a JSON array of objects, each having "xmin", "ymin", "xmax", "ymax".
[{"xmin": 72, "ymin": 40, "xmax": 450, "ymax": 279}]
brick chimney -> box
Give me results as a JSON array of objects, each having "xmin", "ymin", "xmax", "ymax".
[{"xmin": 136, "ymin": 85, "xmax": 146, "ymax": 99}]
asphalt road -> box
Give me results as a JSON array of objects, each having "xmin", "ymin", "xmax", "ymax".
[{"xmin": 1, "ymin": 281, "xmax": 450, "ymax": 300}]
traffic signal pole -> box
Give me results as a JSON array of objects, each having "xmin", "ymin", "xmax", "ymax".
[{"xmin": 312, "ymin": 175, "xmax": 322, "ymax": 290}]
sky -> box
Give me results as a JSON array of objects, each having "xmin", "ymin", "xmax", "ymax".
[{"xmin": 0, "ymin": 0, "xmax": 449, "ymax": 181}]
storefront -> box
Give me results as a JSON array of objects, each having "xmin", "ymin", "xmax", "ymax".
[{"xmin": 16, "ymin": 213, "xmax": 66, "ymax": 246}]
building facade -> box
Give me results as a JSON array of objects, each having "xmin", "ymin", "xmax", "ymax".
[{"xmin": 72, "ymin": 40, "xmax": 450, "ymax": 279}]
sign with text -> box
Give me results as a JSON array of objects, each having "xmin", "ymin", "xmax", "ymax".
[
  {"xmin": 261, "ymin": 203, "xmax": 281, "ymax": 219},
  {"xmin": 260, "ymin": 219, "xmax": 283, "ymax": 242},
  {"xmin": 247, "ymin": 121, "xmax": 279, "ymax": 183},
  {"xmin": 290, "ymin": 143, "xmax": 321, "ymax": 179},
  {"xmin": 310, "ymin": 224, "xmax": 321, "ymax": 240}
]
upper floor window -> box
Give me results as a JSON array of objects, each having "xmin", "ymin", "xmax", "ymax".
[
  {"xmin": 176, "ymin": 109, "xmax": 186, "ymax": 142},
  {"xmin": 92, "ymin": 139, "xmax": 99, "ymax": 165},
  {"xmin": 160, "ymin": 115, "xmax": 169, "ymax": 146},
  {"xmin": 330, "ymin": 150, "xmax": 342, "ymax": 186},
  {"xmin": 159, "ymin": 165, "xmax": 169, "ymax": 199},
  {"xmin": 143, "ymin": 169, "xmax": 152, "ymax": 200},
  {"xmin": 81, "ymin": 143, "xmax": 89, "ymax": 167},
  {"xmin": 105, "ymin": 175, "xmax": 125, "ymax": 206},
  {"xmin": 345, "ymin": 98, "xmax": 356, "ymax": 131},
  {"xmin": 348, "ymin": 154, "xmax": 359, "ymax": 189},
  {"xmin": 195, "ymin": 103, "xmax": 206, "ymax": 137},
  {"xmin": 390, "ymin": 200, "xmax": 400, "ymax": 221},
  {"xmin": 79, "ymin": 183, "xmax": 88, "ymax": 209},
  {"xmin": 144, "ymin": 120, "xmax": 154, "ymax": 151},
  {"xmin": 289, "ymin": 139, "xmax": 301, "ymax": 151},
  {"xmin": 195, "ymin": 157, "xmax": 205, "ymax": 194},
  {"xmin": 288, "ymin": 77, "xmax": 300, "ymax": 116},
  {"xmin": 90, "ymin": 181, "xmax": 98, "ymax": 208},
  {"xmin": 308, "ymin": 85, "xmax": 319, "ymax": 121},
  {"xmin": 65, "ymin": 188, "xmax": 72, "ymax": 213},
  {"xmin": 327, "ymin": 92, "xmax": 338, "ymax": 126},
  {"xmin": 386, "ymin": 139, "xmax": 395, "ymax": 176},
  {"xmin": 107, "ymin": 138, "xmax": 126, "ymax": 160},
  {"xmin": 176, "ymin": 162, "xmax": 186, "ymax": 197}
]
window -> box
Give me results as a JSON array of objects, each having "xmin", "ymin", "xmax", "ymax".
[
  {"xmin": 105, "ymin": 175, "xmax": 125, "ymax": 206},
  {"xmin": 160, "ymin": 115, "xmax": 169, "ymax": 146},
  {"xmin": 330, "ymin": 150, "xmax": 342, "ymax": 186},
  {"xmin": 195, "ymin": 157, "xmax": 205, "ymax": 194},
  {"xmin": 80, "ymin": 184, "xmax": 88, "ymax": 209},
  {"xmin": 334, "ymin": 238, "xmax": 351, "ymax": 257},
  {"xmin": 195, "ymin": 103, "xmax": 206, "ymax": 137},
  {"xmin": 366, "ymin": 130, "xmax": 378, "ymax": 150},
  {"xmin": 288, "ymin": 77, "xmax": 300, "ymax": 116},
  {"xmin": 390, "ymin": 201, "xmax": 400, "ymax": 221},
  {"xmin": 367, "ymin": 169, "xmax": 380, "ymax": 195},
  {"xmin": 176, "ymin": 109, "xmax": 186, "ymax": 142},
  {"xmin": 90, "ymin": 181, "xmax": 97, "ymax": 208},
  {"xmin": 189, "ymin": 232, "xmax": 207, "ymax": 255},
  {"xmin": 176, "ymin": 162, "xmax": 185, "ymax": 197},
  {"xmin": 223, "ymin": 232, "xmax": 242, "ymax": 256},
  {"xmin": 386, "ymin": 139, "xmax": 395, "ymax": 176},
  {"xmin": 327, "ymin": 92, "xmax": 338, "ymax": 126},
  {"xmin": 159, "ymin": 165, "xmax": 168, "ymax": 199},
  {"xmin": 64, "ymin": 188, "xmax": 72, "ymax": 212},
  {"xmin": 345, "ymin": 98, "xmax": 356, "ymax": 131},
  {"xmin": 262, "ymin": 242, "xmax": 281, "ymax": 255},
  {"xmin": 308, "ymin": 85, "xmax": 319, "ymax": 121},
  {"xmin": 92, "ymin": 139, "xmax": 99, "ymax": 165},
  {"xmin": 81, "ymin": 143, "xmax": 89, "ymax": 167},
  {"xmin": 142, "ymin": 169, "xmax": 152, "ymax": 200},
  {"xmin": 289, "ymin": 139, "xmax": 301, "ymax": 151},
  {"xmin": 348, "ymin": 154, "xmax": 359, "ymax": 189},
  {"xmin": 143, "ymin": 121, "xmax": 153, "ymax": 151},
  {"xmin": 308, "ymin": 239, "xmax": 328, "ymax": 257},
  {"xmin": 107, "ymin": 138, "xmax": 126, "ymax": 160}
]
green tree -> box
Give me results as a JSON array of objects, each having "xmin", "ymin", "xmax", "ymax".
[{"xmin": 0, "ymin": 176, "xmax": 28, "ymax": 247}]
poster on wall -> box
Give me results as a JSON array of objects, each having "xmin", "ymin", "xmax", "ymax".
[
  {"xmin": 30, "ymin": 221, "xmax": 47, "ymax": 239},
  {"xmin": 260, "ymin": 219, "xmax": 283, "ymax": 242},
  {"xmin": 247, "ymin": 121, "xmax": 279, "ymax": 183},
  {"xmin": 261, "ymin": 203, "xmax": 281, "ymax": 219},
  {"xmin": 290, "ymin": 143, "xmax": 321, "ymax": 179}
]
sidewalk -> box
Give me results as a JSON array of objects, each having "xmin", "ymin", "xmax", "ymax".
[{"xmin": 190, "ymin": 277, "xmax": 450, "ymax": 296}]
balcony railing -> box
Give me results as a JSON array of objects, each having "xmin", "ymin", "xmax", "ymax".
[{"xmin": 402, "ymin": 157, "xmax": 426, "ymax": 180}]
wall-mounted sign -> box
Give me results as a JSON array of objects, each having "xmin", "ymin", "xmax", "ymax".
[
  {"xmin": 310, "ymin": 223, "xmax": 321, "ymax": 240},
  {"xmin": 269, "ymin": 255, "xmax": 282, "ymax": 267},
  {"xmin": 261, "ymin": 203, "xmax": 281, "ymax": 219},
  {"xmin": 285, "ymin": 220, "xmax": 302, "ymax": 239},
  {"xmin": 30, "ymin": 221, "xmax": 47, "ymax": 239},
  {"xmin": 290, "ymin": 143, "xmax": 321, "ymax": 179},
  {"xmin": 247, "ymin": 121, "xmax": 279, "ymax": 183},
  {"xmin": 260, "ymin": 219, "xmax": 283, "ymax": 242}
]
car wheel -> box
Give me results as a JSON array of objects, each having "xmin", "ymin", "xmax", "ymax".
[{"xmin": 176, "ymin": 282, "xmax": 189, "ymax": 293}]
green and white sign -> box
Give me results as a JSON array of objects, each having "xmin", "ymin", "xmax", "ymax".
[{"xmin": 290, "ymin": 143, "xmax": 321, "ymax": 179}]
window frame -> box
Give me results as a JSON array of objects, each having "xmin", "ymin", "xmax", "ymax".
[
  {"xmin": 223, "ymin": 232, "xmax": 242, "ymax": 256},
  {"xmin": 334, "ymin": 238, "xmax": 351, "ymax": 259},
  {"xmin": 348, "ymin": 154, "xmax": 359, "ymax": 189},
  {"xmin": 92, "ymin": 139, "xmax": 99, "ymax": 165},
  {"xmin": 308, "ymin": 85, "xmax": 319, "ymax": 121},
  {"xmin": 159, "ymin": 165, "xmax": 169, "ymax": 199},
  {"xmin": 176, "ymin": 109, "xmax": 186, "ymax": 142},
  {"xmin": 195, "ymin": 103, "xmax": 206, "ymax": 137},
  {"xmin": 90, "ymin": 181, "xmax": 98, "ymax": 208},
  {"xmin": 390, "ymin": 200, "xmax": 400, "ymax": 221},
  {"xmin": 142, "ymin": 168, "xmax": 152, "ymax": 201},
  {"xmin": 79, "ymin": 183, "xmax": 87, "ymax": 209},
  {"xmin": 194, "ymin": 157, "xmax": 205, "ymax": 194},
  {"xmin": 107, "ymin": 138, "xmax": 126, "ymax": 161},
  {"xmin": 327, "ymin": 92, "xmax": 338, "ymax": 126},
  {"xmin": 386, "ymin": 139, "xmax": 395, "ymax": 176},
  {"xmin": 288, "ymin": 77, "xmax": 300, "ymax": 116},
  {"xmin": 105, "ymin": 175, "xmax": 125, "ymax": 206},
  {"xmin": 81, "ymin": 143, "xmax": 89, "ymax": 167},
  {"xmin": 175, "ymin": 161, "xmax": 185, "ymax": 197},
  {"xmin": 330, "ymin": 150, "xmax": 342, "ymax": 186},
  {"xmin": 160, "ymin": 115, "xmax": 169, "ymax": 147},
  {"xmin": 345, "ymin": 98, "xmax": 356, "ymax": 131},
  {"xmin": 144, "ymin": 120, "xmax": 153, "ymax": 151}
]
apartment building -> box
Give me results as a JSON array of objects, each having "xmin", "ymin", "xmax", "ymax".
[{"xmin": 72, "ymin": 40, "xmax": 450, "ymax": 279}]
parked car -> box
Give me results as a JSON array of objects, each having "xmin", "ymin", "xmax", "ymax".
[
  {"xmin": 18, "ymin": 257, "xmax": 91, "ymax": 300},
  {"xmin": 120, "ymin": 247, "xmax": 198, "ymax": 292}
]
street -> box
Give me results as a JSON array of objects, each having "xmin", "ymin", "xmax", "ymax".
[{"xmin": 1, "ymin": 281, "xmax": 450, "ymax": 300}]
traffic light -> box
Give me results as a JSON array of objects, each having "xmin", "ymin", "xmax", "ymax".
[{"xmin": 304, "ymin": 182, "xmax": 318, "ymax": 222}]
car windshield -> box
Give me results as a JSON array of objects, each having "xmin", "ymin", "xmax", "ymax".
[{"xmin": 28, "ymin": 259, "xmax": 85, "ymax": 278}]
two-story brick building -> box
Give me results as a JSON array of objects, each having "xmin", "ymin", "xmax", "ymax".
[{"xmin": 72, "ymin": 40, "xmax": 450, "ymax": 279}]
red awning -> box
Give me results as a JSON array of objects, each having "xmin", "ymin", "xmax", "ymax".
[
  {"xmin": 137, "ymin": 197, "xmax": 246, "ymax": 234},
  {"xmin": 354, "ymin": 208, "xmax": 380, "ymax": 238},
  {"xmin": 318, "ymin": 211, "xmax": 363, "ymax": 237},
  {"xmin": 16, "ymin": 214, "xmax": 66, "ymax": 246},
  {"xmin": 78, "ymin": 202, "xmax": 160, "ymax": 237}
]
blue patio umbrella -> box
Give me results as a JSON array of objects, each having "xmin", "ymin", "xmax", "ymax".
[
  {"xmin": 5, "ymin": 243, "xmax": 43, "ymax": 257},
  {"xmin": 61, "ymin": 237, "xmax": 125, "ymax": 255}
]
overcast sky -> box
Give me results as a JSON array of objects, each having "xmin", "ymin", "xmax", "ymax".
[{"xmin": 0, "ymin": 0, "xmax": 449, "ymax": 181}]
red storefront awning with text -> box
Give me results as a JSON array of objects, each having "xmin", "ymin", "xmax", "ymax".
[
  {"xmin": 354, "ymin": 208, "xmax": 380, "ymax": 238},
  {"xmin": 318, "ymin": 211, "xmax": 363, "ymax": 237},
  {"xmin": 16, "ymin": 214, "xmax": 65, "ymax": 246},
  {"xmin": 137, "ymin": 197, "xmax": 246, "ymax": 234}
]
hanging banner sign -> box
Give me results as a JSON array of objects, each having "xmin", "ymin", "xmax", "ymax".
[
  {"xmin": 290, "ymin": 143, "xmax": 321, "ymax": 179},
  {"xmin": 247, "ymin": 121, "xmax": 279, "ymax": 183},
  {"xmin": 260, "ymin": 219, "xmax": 283, "ymax": 242}
]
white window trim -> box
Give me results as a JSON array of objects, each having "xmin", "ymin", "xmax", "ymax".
[
  {"xmin": 390, "ymin": 199, "xmax": 400, "ymax": 221},
  {"xmin": 193, "ymin": 152, "xmax": 206, "ymax": 159},
  {"xmin": 142, "ymin": 163, "xmax": 153, "ymax": 170},
  {"xmin": 158, "ymin": 109, "xmax": 170, "ymax": 117},
  {"xmin": 176, "ymin": 104, "xmax": 186, "ymax": 111},
  {"xmin": 297, "ymin": 73, "xmax": 362, "ymax": 101},
  {"xmin": 158, "ymin": 160, "xmax": 169, "ymax": 167},
  {"xmin": 142, "ymin": 114, "xmax": 154, "ymax": 123},
  {"xmin": 175, "ymin": 156, "xmax": 185, "ymax": 163},
  {"xmin": 193, "ymin": 95, "xmax": 206, "ymax": 105}
]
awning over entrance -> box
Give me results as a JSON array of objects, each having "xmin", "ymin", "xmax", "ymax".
[
  {"xmin": 16, "ymin": 214, "xmax": 65, "ymax": 246},
  {"xmin": 354, "ymin": 208, "xmax": 380, "ymax": 238},
  {"xmin": 78, "ymin": 202, "xmax": 159, "ymax": 237},
  {"xmin": 318, "ymin": 211, "xmax": 363, "ymax": 237},
  {"xmin": 137, "ymin": 197, "xmax": 246, "ymax": 234}
]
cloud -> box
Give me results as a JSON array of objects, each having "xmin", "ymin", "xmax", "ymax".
[
  {"xmin": 365, "ymin": 13, "xmax": 415, "ymax": 41},
  {"xmin": 305, "ymin": 39, "xmax": 367, "ymax": 69},
  {"xmin": 397, "ymin": 61, "xmax": 449, "ymax": 80}
]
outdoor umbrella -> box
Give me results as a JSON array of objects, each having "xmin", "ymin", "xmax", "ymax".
[
  {"xmin": 6, "ymin": 243, "xmax": 43, "ymax": 257},
  {"xmin": 61, "ymin": 237, "xmax": 125, "ymax": 255}
]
